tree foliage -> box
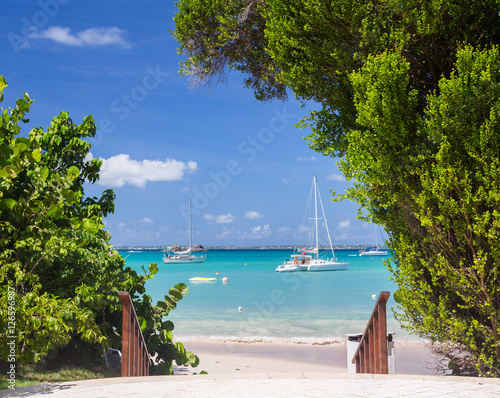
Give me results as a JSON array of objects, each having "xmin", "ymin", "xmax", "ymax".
[
  {"xmin": 344, "ymin": 46, "xmax": 500, "ymax": 376},
  {"xmin": 173, "ymin": 1, "xmax": 500, "ymax": 375},
  {"xmin": 173, "ymin": 0, "xmax": 287, "ymax": 101},
  {"xmin": 0, "ymin": 77, "xmax": 198, "ymax": 373}
]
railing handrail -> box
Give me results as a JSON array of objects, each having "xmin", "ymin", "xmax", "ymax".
[
  {"xmin": 352, "ymin": 291, "xmax": 390, "ymax": 374},
  {"xmin": 119, "ymin": 291, "xmax": 150, "ymax": 377}
]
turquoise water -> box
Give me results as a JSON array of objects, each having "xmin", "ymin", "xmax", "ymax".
[{"xmin": 121, "ymin": 249, "xmax": 415, "ymax": 342}]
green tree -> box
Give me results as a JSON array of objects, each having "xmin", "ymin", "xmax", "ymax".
[
  {"xmin": 173, "ymin": 1, "xmax": 500, "ymax": 375},
  {"xmin": 0, "ymin": 77, "xmax": 198, "ymax": 374}
]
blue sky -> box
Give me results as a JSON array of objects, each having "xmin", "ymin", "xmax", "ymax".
[{"xmin": 1, "ymin": 0, "xmax": 376, "ymax": 247}]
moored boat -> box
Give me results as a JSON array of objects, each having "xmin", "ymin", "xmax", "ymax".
[
  {"xmin": 276, "ymin": 176, "xmax": 349, "ymax": 272},
  {"xmin": 163, "ymin": 197, "xmax": 207, "ymax": 264}
]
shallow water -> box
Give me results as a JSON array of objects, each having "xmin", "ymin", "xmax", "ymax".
[{"xmin": 121, "ymin": 249, "xmax": 417, "ymax": 342}]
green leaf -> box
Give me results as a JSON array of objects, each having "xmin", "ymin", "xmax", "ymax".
[
  {"xmin": 40, "ymin": 166, "xmax": 49, "ymax": 180},
  {"xmin": 393, "ymin": 289, "xmax": 402, "ymax": 304},
  {"xmin": 47, "ymin": 205, "xmax": 63, "ymax": 218},
  {"xmin": 0, "ymin": 198, "xmax": 16, "ymax": 210},
  {"xmin": 13, "ymin": 141, "xmax": 27, "ymax": 156},
  {"xmin": 175, "ymin": 342, "xmax": 186, "ymax": 356},
  {"xmin": 137, "ymin": 316, "xmax": 147, "ymax": 332},
  {"xmin": 162, "ymin": 320, "xmax": 174, "ymax": 331},
  {"xmin": 160, "ymin": 328, "xmax": 173, "ymax": 342},
  {"xmin": 174, "ymin": 283, "xmax": 189, "ymax": 296},
  {"xmin": 186, "ymin": 351, "xmax": 199, "ymax": 367},
  {"xmin": 149, "ymin": 262, "xmax": 158, "ymax": 275},
  {"xmin": 67, "ymin": 166, "xmax": 80, "ymax": 178},
  {"xmin": 62, "ymin": 189, "xmax": 78, "ymax": 204},
  {"xmin": 168, "ymin": 287, "xmax": 184, "ymax": 301},
  {"xmin": 32, "ymin": 149, "xmax": 42, "ymax": 162},
  {"xmin": 0, "ymin": 76, "xmax": 7, "ymax": 102},
  {"xmin": 164, "ymin": 296, "xmax": 177, "ymax": 310}
]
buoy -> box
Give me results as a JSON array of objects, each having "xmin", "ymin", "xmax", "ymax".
[
  {"xmin": 216, "ymin": 272, "xmax": 219, "ymax": 275},
  {"xmin": 222, "ymin": 277, "xmax": 228, "ymax": 283},
  {"xmin": 238, "ymin": 306, "xmax": 243, "ymax": 311},
  {"xmin": 244, "ymin": 263, "xmax": 247, "ymax": 266},
  {"xmin": 371, "ymin": 294, "xmax": 377, "ymax": 300}
]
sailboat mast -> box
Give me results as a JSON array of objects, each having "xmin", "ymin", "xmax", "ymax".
[
  {"xmin": 314, "ymin": 175, "xmax": 319, "ymax": 260},
  {"xmin": 188, "ymin": 197, "xmax": 192, "ymax": 249},
  {"xmin": 316, "ymin": 176, "xmax": 336, "ymax": 259}
]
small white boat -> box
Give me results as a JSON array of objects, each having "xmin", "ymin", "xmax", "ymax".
[
  {"xmin": 163, "ymin": 198, "xmax": 207, "ymax": 264},
  {"xmin": 275, "ymin": 258, "xmax": 300, "ymax": 273},
  {"xmin": 164, "ymin": 251, "xmax": 207, "ymax": 263},
  {"xmin": 359, "ymin": 246, "xmax": 388, "ymax": 256},
  {"xmin": 276, "ymin": 176, "xmax": 349, "ymax": 272},
  {"xmin": 359, "ymin": 226, "xmax": 388, "ymax": 256},
  {"xmin": 189, "ymin": 277, "xmax": 216, "ymax": 282}
]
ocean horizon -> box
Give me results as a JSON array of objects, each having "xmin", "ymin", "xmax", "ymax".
[{"xmin": 120, "ymin": 248, "xmax": 420, "ymax": 344}]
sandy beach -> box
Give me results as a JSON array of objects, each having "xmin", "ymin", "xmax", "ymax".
[
  {"xmin": 8, "ymin": 339, "xmax": 500, "ymax": 397},
  {"xmin": 174, "ymin": 339, "xmax": 440, "ymax": 376}
]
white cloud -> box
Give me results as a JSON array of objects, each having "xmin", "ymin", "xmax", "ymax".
[
  {"xmin": 253, "ymin": 225, "xmax": 271, "ymax": 235},
  {"xmin": 240, "ymin": 224, "xmax": 272, "ymax": 239},
  {"xmin": 28, "ymin": 26, "xmax": 130, "ymax": 48},
  {"xmin": 277, "ymin": 226, "xmax": 291, "ymax": 234},
  {"xmin": 244, "ymin": 211, "xmax": 264, "ymax": 219},
  {"xmin": 327, "ymin": 173, "xmax": 345, "ymax": 182},
  {"xmin": 297, "ymin": 156, "xmax": 316, "ymax": 162},
  {"xmin": 339, "ymin": 220, "xmax": 351, "ymax": 228},
  {"xmin": 205, "ymin": 214, "xmax": 235, "ymax": 224},
  {"xmin": 117, "ymin": 222, "xmax": 126, "ymax": 228},
  {"xmin": 140, "ymin": 217, "xmax": 154, "ymax": 224},
  {"xmin": 91, "ymin": 153, "xmax": 197, "ymax": 188},
  {"xmin": 216, "ymin": 214, "xmax": 235, "ymax": 224},
  {"xmin": 281, "ymin": 178, "xmax": 291, "ymax": 184},
  {"xmin": 216, "ymin": 227, "xmax": 232, "ymax": 239}
]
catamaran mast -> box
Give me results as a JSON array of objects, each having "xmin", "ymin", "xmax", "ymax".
[
  {"xmin": 188, "ymin": 196, "xmax": 192, "ymax": 250},
  {"xmin": 314, "ymin": 175, "xmax": 319, "ymax": 260},
  {"xmin": 316, "ymin": 176, "xmax": 336, "ymax": 259}
]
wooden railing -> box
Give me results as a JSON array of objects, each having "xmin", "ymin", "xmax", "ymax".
[
  {"xmin": 352, "ymin": 291, "xmax": 390, "ymax": 374},
  {"xmin": 119, "ymin": 292, "xmax": 150, "ymax": 377}
]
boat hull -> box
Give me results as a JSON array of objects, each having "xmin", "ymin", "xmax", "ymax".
[
  {"xmin": 301, "ymin": 261, "xmax": 350, "ymax": 272},
  {"xmin": 163, "ymin": 255, "xmax": 206, "ymax": 264},
  {"xmin": 359, "ymin": 251, "xmax": 387, "ymax": 256},
  {"xmin": 275, "ymin": 264, "xmax": 300, "ymax": 272},
  {"xmin": 276, "ymin": 259, "xmax": 349, "ymax": 272}
]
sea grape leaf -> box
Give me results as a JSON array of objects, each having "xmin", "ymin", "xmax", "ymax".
[
  {"xmin": 174, "ymin": 283, "xmax": 189, "ymax": 296},
  {"xmin": 168, "ymin": 287, "xmax": 184, "ymax": 301}
]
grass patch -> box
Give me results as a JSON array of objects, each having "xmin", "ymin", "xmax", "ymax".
[{"xmin": 0, "ymin": 364, "xmax": 118, "ymax": 390}]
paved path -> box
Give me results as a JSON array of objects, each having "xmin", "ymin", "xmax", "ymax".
[{"xmin": 3, "ymin": 373, "xmax": 500, "ymax": 398}]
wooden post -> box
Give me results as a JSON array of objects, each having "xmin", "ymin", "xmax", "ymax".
[
  {"xmin": 352, "ymin": 291, "xmax": 390, "ymax": 374},
  {"xmin": 119, "ymin": 292, "xmax": 150, "ymax": 377}
]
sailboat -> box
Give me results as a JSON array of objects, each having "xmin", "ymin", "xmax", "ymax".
[
  {"xmin": 163, "ymin": 198, "xmax": 207, "ymax": 264},
  {"xmin": 276, "ymin": 176, "xmax": 349, "ymax": 272},
  {"xmin": 359, "ymin": 225, "xmax": 388, "ymax": 256}
]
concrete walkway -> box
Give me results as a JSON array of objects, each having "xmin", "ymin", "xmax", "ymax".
[{"xmin": 3, "ymin": 373, "xmax": 500, "ymax": 398}]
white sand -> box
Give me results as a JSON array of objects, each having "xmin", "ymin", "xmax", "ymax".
[{"xmin": 173, "ymin": 339, "xmax": 440, "ymax": 376}]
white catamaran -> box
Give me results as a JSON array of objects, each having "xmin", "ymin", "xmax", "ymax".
[
  {"xmin": 163, "ymin": 198, "xmax": 207, "ymax": 264},
  {"xmin": 359, "ymin": 226, "xmax": 388, "ymax": 256},
  {"xmin": 276, "ymin": 176, "xmax": 349, "ymax": 272}
]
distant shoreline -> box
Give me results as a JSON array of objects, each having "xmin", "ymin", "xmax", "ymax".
[{"xmin": 115, "ymin": 245, "xmax": 388, "ymax": 252}]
